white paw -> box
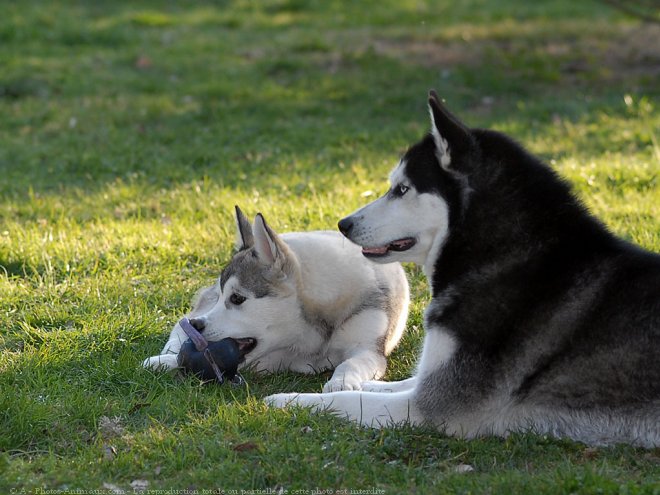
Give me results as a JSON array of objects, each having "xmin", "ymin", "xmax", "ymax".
[
  {"xmin": 264, "ymin": 393, "xmax": 305, "ymax": 408},
  {"xmin": 323, "ymin": 375, "xmax": 363, "ymax": 393},
  {"xmin": 264, "ymin": 392, "xmax": 333, "ymax": 412},
  {"xmin": 142, "ymin": 354, "xmax": 179, "ymax": 371}
]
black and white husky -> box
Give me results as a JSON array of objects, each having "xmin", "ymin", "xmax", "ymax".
[
  {"xmin": 143, "ymin": 206, "xmax": 409, "ymax": 392},
  {"xmin": 267, "ymin": 91, "xmax": 660, "ymax": 447}
]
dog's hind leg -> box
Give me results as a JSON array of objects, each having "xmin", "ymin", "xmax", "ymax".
[{"xmin": 265, "ymin": 389, "xmax": 423, "ymax": 428}]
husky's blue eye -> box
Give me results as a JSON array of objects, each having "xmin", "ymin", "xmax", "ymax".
[{"xmin": 230, "ymin": 293, "xmax": 246, "ymax": 306}]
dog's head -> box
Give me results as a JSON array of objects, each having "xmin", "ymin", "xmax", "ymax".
[
  {"xmin": 338, "ymin": 91, "xmax": 478, "ymax": 271},
  {"xmin": 186, "ymin": 206, "xmax": 302, "ymax": 368}
]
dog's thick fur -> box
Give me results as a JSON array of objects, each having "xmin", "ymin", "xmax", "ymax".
[
  {"xmin": 266, "ymin": 92, "xmax": 660, "ymax": 447},
  {"xmin": 144, "ymin": 207, "xmax": 409, "ymax": 392}
]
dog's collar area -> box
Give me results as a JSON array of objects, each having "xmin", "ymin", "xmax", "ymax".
[{"xmin": 362, "ymin": 237, "xmax": 416, "ymax": 258}]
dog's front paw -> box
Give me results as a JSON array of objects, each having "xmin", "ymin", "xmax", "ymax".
[
  {"xmin": 265, "ymin": 393, "xmax": 306, "ymax": 409},
  {"xmin": 323, "ymin": 375, "xmax": 362, "ymax": 393},
  {"xmin": 360, "ymin": 380, "xmax": 392, "ymax": 392},
  {"xmin": 360, "ymin": 377, "xmax": 417, "ymax": 393},
  {"xmin": 265, "ymin": 392, "xmax": 332, "ymax": 412},
  {"xmin": 142, "ymin": 354, "xmax": 179, "ymax": 371}
]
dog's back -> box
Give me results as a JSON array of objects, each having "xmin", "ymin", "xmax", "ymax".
[
  {"xmin": 283, "ymin": 231, "xmax": 408, "ymax": 351},
  {"xmin": 509, "ymin": 243, "xmax": 660, "ymax": 445}
]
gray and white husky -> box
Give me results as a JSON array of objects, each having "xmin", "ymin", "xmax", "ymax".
[
  {"xmin": 267, "ymin": 91, "xmax": 660, "ymax": 447},
  {"xmin": 143, "ymin": 206, "xmax": 409, "ymax": 392}
]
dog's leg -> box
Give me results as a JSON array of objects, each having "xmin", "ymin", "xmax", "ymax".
[
  {"xmin": 323, "ymin": 350, "xmax": 387, "ymax": 392},
  {"xmin": 265, "ymin": 389, "xmax": 422, "ymax": 428},
  {"xmin": 357, "ymin": 324, "xmax": 457, "ymax": 393},
  {"xmin": 142, "ymin": 353, "xmax": 179, "ymax": 371},
  {"xmin": 323, "ymin": 309, "xmax": 391, "ymax": 392},
  {"xmin": 360, "ymin": 376, "xmax": 418, "ymax": 393},
  {"xmin": 160, "ymin": 321, "xmax": 187, "ymax": 354},
  {"xmin": 142, "ymin": 321, "xmax": 187, "ymax": 371}
]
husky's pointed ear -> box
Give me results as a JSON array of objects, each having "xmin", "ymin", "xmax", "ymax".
[
  {"xmin": 234, "ymin": 205, "xmax": 254, "ymax": 251},
  {"xmin": 252, "ymin": 213, "xmax": 291, "ymax": 274},
  {"xmin": 428, "ymin": 90, "xmax": 472, "ymax": 170}
]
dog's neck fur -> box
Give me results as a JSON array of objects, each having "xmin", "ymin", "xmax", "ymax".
[
  {"xmin": 285, "ymin": 249, "xmax": 350, "ymax": 345},
  {"xmin": 429, "ymin": 130, "xmax": 619, "ymax": 298}
]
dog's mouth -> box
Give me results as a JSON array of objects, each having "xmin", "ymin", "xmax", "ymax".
[
  {"xmin": 234, "ymin": 337, "xmax": 257, "ymax": 362},
  {"xmin": 361, "ymin": 237, "xmax": 416, "ymax": 258}
]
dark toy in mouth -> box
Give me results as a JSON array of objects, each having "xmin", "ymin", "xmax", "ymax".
[
  {"xmin": 176, "ymin": 317, "xmax": 257, "ymax": 385},
  {"xmin": 361, "ymin": 238, "xmax": 416, "ymax": 258}
]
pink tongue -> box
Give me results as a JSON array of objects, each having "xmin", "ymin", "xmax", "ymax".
[{"xmin": 362, "ymin": 246, "xmax": 389, "ymax": 255}]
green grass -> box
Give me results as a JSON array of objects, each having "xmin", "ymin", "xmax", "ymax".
[{"xmin": 1, "ymin": 0, "xmax": 659, "ymax": 492}]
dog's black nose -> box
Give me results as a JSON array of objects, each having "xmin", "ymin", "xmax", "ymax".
[
  {"xmin": 188, "ymin": 317, "xmax": 206, "ymax": 332},
  {"xmin": 338, "ymin": 217, "xmax": 354, "ymax": 237}
]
